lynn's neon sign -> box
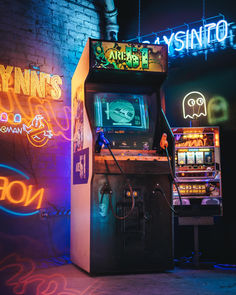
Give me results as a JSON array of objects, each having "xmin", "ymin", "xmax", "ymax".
[{"xmin": 0, "ymin": 64, "xmax": 62, "ymax": 100}]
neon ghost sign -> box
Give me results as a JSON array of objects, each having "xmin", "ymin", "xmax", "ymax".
[
  {"xmin": 182, "ymin": 91, "xmax": 207, "ymax": 119},
  {"xmin": 23, "ymin": 115, "xmax": 53, "ymax": 147},
  {"xmin": 207, "ymin": 95, "xmax": 229, "ymax": 124},
  {"xmin": 0, "ymin": 114, "xmax": 53, "ymax": 147}
]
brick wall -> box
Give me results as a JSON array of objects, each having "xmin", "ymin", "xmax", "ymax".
[
  {"xmin": 0, "ymin": 0, "xmax": 101, "ymax": 102},
  {"xmin": 0, "ymin": 0, "xmax": 102, "ymax": 259}
]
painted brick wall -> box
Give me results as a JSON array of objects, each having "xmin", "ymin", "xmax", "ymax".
[
  {"xmin": 0, "ymin": 0, "xmax": 101, "ymax": 101},
  {"xmin": 0, "ymin": 0, "xmax": 102, "ymax": 259}
]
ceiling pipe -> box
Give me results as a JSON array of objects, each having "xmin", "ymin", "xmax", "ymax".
[{"xmin": 103, "ymin": 0, "xmax": 119, "ymax": 41}]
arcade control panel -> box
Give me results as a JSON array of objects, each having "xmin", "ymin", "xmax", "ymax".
[{"xmin": 94, "ymin": 149, "xmax": 169, "ymax": 175}]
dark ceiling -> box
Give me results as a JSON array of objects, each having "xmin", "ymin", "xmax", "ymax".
[{"xmin": 115, "ymin": 0, "xmax": 236, "ymax": 41}]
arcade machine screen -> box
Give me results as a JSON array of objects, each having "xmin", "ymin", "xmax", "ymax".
[
  {"xmin": 94, "ymin": 93, "xmax": 149, "ymax": 131},
  {"xmin": 93, "ymin": 92, "xmax": 153, "ymax": 150}
]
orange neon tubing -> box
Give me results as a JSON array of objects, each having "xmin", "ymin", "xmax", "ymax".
[{"xmin": 6, "ymin": 181, "xmax": 27, "ymax": 204}]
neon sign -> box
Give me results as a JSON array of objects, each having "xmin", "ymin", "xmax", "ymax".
[
  {"xmin": 23, "ymin": 115, "xmax": 53, "ymax": 147},
  {"xmin": 0, "ymin": 254, "xmax": 83, "ymax": 295},
  {"xmin": 207, "ymin": 95, "xmax": 229, "ymax": 124},
  {"xmin": 0, "ymin": 86, "xmax": 70, "ymax": 141},
  {"xmin": 182, "ymin": 91, "xmax": 207, "ymax": 119},
  {"xmin": 0, "ymin": 64, "xmax": 62, "ymax": 100},
  {"xmin": 0, "ymin": 165, "xmax": 44, "ymax": 216},
  {"xmin": 133, "ymin": 15, "xmax": 236, "ymax": 59},
  {"xmin": 150, "ymin": 20, "xmax": 228, "ymax": 52},
  {"xmin": 0, "ymin": 177, "xmax": 44, "ymax": 208},
  {"xmin": 0, "ymin": 112, "xmax": 8, "ymax": 121},
  {"xmin": 0, "ymin": 113, "xmax": 53, "ymax": 147}
]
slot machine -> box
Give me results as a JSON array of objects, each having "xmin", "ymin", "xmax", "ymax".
[
  {"xmin": 71, "ymin": 39, "xmax": 174, "ymax": 274},
  {"xmin": 172, "ymin": 127, "xmax": 222, "ymax": 216}
]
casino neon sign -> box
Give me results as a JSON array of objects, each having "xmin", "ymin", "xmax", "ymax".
[
  {"xmin": 146, "ymin": 20, "xmax": 228, "ymax": 51},
  {"xmin": 135, "ymin": 15, "xmax": 236, "ymax": 58}
]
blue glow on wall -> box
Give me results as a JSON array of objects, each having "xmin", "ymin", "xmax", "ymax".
[{"xmin": 0, "ymin": 164, "xmax": 30, "ymax": 180}]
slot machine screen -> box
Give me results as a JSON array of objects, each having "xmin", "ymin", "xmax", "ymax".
[
  {"xmin": 196, "ymin": 151, "xmax": 204, "ymax": 164},
  {"xmin": 176, "ymin": 149, "xmax": 214, "ymax": 167},
  {"xmin": 94, "ymin": 93, "xmax": 149, "ymax": 132},
  {"xmin": 186, "ymin": 151, "xmax": 195, "ymax": 164},
  {"xmin": 178, "ymin": 152, "xmax": 186, "ymax": 165}
]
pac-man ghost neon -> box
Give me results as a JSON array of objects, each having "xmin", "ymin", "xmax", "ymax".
[
  {"xmin": 182, "ymin": 91, "xmax": 207, "ymax": 119},
  {"xmin": 207, "ymin": 96, "xmax": 229, "ymax": 125}
]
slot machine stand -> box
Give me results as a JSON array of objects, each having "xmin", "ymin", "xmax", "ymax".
[{"xmin": 178, "ymin": 216, "xmax": 214, "ymax": 267}]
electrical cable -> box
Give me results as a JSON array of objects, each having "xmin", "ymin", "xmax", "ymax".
[
  {"xmin": 154, "ymin": 184, "xmax": 177, "ymax": 214},
  {"xmin": 214, "ymin": 264, "xmax": 236, "ymax": 270},
  {"xmin": 96, "ymin": 129, "xmax": 135, "ymax": 220},
  {"xmin": 106, "ymin": 144, "xmax": 135, "ymax": 220},
  {"xmin": 138, "ymin": 0, "xmax": 141, "ymax": 41},
  {"xmin": 202, "ymin": 0, "xmax": 205, "ymax": 19},
  {"xmin": 165, "ymin": 146, "xmax": 183, "ymax": 207}
]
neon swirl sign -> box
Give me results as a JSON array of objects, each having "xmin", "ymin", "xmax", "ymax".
[{"xmin": 0, "ymin": 254, "xmax": 82, "ymax": 295}]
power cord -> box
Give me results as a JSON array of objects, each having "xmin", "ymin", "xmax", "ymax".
[
  {"xmin": 165, "ymin": 146, "xmax": 183, "ymax": 207},
  {"xmin": 159, "ymin": 133, "xmax": 183, "ymax": 212},
  {"xmin": 153, "ymin": 183, "xmax": 177, "ymax": 214},
  {"xmin": 96, "ymin": 129, "xmax": 135, "ymax": 220}
]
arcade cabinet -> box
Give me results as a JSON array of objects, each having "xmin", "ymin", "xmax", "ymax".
[{"xmin": 71, "ymin": 39, "xmax": 174, "ymax": 274}]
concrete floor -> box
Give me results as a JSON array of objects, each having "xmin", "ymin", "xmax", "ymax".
[{"xmin": 1, "ymin": 255, "xmax": 236, "ymax": 295}]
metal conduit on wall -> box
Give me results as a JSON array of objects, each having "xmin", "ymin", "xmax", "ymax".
[{"xmin": 103, "ymin": 0, "xmax": 119, "ymax": 40}]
